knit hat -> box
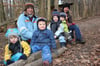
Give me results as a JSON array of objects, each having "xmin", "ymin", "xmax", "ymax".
[
  {"xmin": 37, "ymin": 17, "xmax": 47, "ymax": 23},
  {"xmin": 5, "ymin": 28, "xmax": 20, "ymax": 38},
  {"xmin": 52, "ymin": 9, "xmax": 60, "ymax": 16},
  {"xmin": 37, "ymin": 17, "xmax": 47, "ymax": 25},
  {"xmin": 62, "ymin": 3, "xmax": 73, "ymax": 9},
  {"xmin": 60, "ymin": 12, "xmax": 66, "ymax": 18},
  {"xmin": 24, "ymin": 3, "xmax": 34, "ymax": 11}
]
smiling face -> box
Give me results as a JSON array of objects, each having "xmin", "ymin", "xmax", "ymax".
[
  {"xmin": 64, "ymin": 7, "xmax": 69, "ymax": 13},
  {"xmin": 60, "ymin": 17, "xmax": 65, "ymax": 21},
  {"xmin": 38, "ymin": 21, "xmax": 46, "ymax": 30},
  {"xmin": 53, "ymin": 16, "xmax": 59, "ymax": 22},
  {"xmin": 9, "ymin": 35, "xmax": 18, "ymax": 44},
  {"xmin": 26, "ymin": 7, "xmax": 34, "ymax": 15}
]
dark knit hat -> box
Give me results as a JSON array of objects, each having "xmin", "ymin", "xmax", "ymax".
[
  {"xmin": 52, "ymin": 9, "xmax": 60, "ymax": 16},
  {"xmin": 24, "ymin": 3, "xmax": 34, "ymax": 11},
  {"xmin": 37, "ymin": 17, "xmax": 47, "ymax": 23},
  {"xmin": 63, "ymin": 3, "xmax": 73, "ymax": 9},
  {"xmin": 60, "ymin": 12, "xmax": 66, "ymax": 18}
]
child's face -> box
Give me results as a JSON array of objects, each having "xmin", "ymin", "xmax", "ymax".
[
  {"xmin": 53, "ymin": 16, "xmax": 58, "ymax": 22},
  {"xmin": 9, "ymin": 36, "xmax": 18, "ymax": 44},
  {"xmin": 38, "ymin": 21, "xmax": 46, "ymax": 30},
  {"xmin": 60, "ymin": 17, "xmax": 65, "ymax": 21}
]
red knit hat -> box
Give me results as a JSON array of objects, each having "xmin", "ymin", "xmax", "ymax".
[{"xmin": 24, "ymin": 3, "xmax": 34, "ymax": 11}]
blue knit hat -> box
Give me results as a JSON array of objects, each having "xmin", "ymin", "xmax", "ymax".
[
  {"xmin": 5, "ymin": 28, "xmax": 20, "ymax": 38},
  {"xmin": 60, "ymin": 12, "xmax": 66, "ymax": 18},
  {"xmin": 52, "ymin": 9, "xmax": 60, "ymax": 16}
]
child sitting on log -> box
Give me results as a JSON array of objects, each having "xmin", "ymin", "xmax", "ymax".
[
  {"xmin": 60, "ymin": 12, "xmax": 75, "ymax": 45},
  {"xmin": 2, "ymin": 28, "xmax": 30, "ymax": 65},
  {"xmin": 30, "ymin": 17, "xmax": 57, "ymax": 66},
  {"xmin": 47, "ymin": 9, "xmax": 67, "ymax": 48}
]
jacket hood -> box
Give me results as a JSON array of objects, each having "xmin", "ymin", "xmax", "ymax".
[{"xmin": 37, "ymin": 17, "xmax": 47, "ymax": 30}]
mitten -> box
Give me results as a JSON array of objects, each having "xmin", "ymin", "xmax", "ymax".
[
  {"xmin": 7, "ymin": 60, "xmax": 14, "ymax": 65},
  {"xmin": 19, "ymin": 54, "xmax": 27, "ymax": 60}
]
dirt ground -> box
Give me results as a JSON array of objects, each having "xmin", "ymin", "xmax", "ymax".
[
  {"xmin": 0, "ymin": 16, "xmax": 100, "ymax": 66},
  {"xmin": 53, "ymin": 16, "xmax": 100, "ymax": 66}
]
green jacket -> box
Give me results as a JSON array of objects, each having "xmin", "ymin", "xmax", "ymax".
[{"xmin": 61, "ymin": 20, "xmax": 69, "ymax": 33}]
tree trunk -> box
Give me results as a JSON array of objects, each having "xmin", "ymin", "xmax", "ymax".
[
  {"xmin": 73, "ymin": 0, "xmax": 81, "ymax": 20},
  {"xmin": 39, "ymin": 0, "xmax": 45, "ymax": 17},
  {"xmin": 54, "ymin": 0, "xmax": 58, "ymax": 10},
  {"xmin": 83, "ymin": 0, "xmax": 88, "ymax": 18},
  {"xmin": 47, "ymin": 0, "xmax": 51, "ymax": 21},
  {"xmin": 0, "ymin": 0, "xmax": 6, "ymax": 22}
]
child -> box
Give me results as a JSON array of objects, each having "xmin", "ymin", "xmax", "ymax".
[
  {"xmin": 48, "ymin": 9, "xmax": 67, "ymax": 48},
  {"xmin": 60, "ymin": 12, "xmax": 75, "ymax": 44},
  {"xmin": 30, "ymin": 18, "xmax": 57, "ymax": 65},
  {"xmin": 3, "ymin": 28, "xmax": 31, "ymax": 65}
]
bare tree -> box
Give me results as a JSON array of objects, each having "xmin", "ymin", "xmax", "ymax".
[
  {"xmin": 0, "ymin": 0, "xmax": 6, "ymax": 22},
  {"xmin": 47, "ymin": 0, "xmax": 51, "ymax": 21},
  {"xmin": 54, "ymin": 0, "xmax": 58, "ymax": 10},
  {"xmin": 39, "ymin": 0, "xmax": 45, "ymax": 17}
]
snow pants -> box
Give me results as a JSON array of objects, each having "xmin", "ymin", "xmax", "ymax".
[{"xmin": 31, "ymin": 45, "xmax": 52, "ymax": 63}]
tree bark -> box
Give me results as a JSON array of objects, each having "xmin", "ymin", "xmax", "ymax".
[
  {"xmin": 54, "ymin": 0, "xmax": 58, "ymax": 10},
  {"xmin": 83, "ymin": 0, "xmax": 88, "ymax": 18},
  {"xmin": 47, "ymin": 0, "xmax": 51, "ymax": 21},
  {"xmin": 0, "ymin": 0, "xmax": 6, "ymax": 22},
  {"xmin": 39, "ymin": 0, "xmax": 45, "ymax": 17}
]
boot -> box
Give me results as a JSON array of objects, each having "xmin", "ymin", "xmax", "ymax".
[
  {"xmin": 76, "ymin": 39, "xmax": 86, "ymax": 44},
  {"xmin": 43, "ymin": 61, "xmax": 52, "ymax": 66},
  {"xmin": 60, "ymin": 42, "xmax": 67, "ymax": 50},
  {"xmin": 60, "ymin": 42, "xmax": 66, "ymax": 47}
]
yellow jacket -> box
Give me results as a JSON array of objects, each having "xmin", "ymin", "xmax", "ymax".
[{"xmin": 4, "ymin": 41, "xmax": 31, "ymax": 61}]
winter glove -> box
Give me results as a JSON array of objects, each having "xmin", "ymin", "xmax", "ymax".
[
  {"xmin": 19, "ymin": 54, "xmax": 27, "ymax": 60},
  {"xmin": 7, "ymin": 60, "xmax": 14, "ymax": 65}
]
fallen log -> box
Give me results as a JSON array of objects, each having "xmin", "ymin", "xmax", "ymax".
[
  {"xmin": 8, "ymin": 47, "xmax": 67, "ymax": 66},
  {"xmin": 24, "ymin": 47, "xmax": 67, "ymax": 66},
  {"xmin": 8, "ymin": 51, "xmax": 41, "ymax": 66}
]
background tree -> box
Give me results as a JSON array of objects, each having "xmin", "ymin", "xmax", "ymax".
[{"xmin": 0, "ymin": 0, "xmax": 6, "ymax": 22}]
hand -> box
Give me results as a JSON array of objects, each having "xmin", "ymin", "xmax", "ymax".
[
  {"xmin": 66, "ymin": 16, "xmax": 68, "ymax": 20},
  {"xmin": 54, "ymin": 35, "xmax": 57, "ymax": 39},
  {"xmin": 7, "ymin": 60, "xmax": 14, "ymax": 65}
]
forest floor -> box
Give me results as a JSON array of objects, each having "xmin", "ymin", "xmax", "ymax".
[{"xmin": 0, "ymin": 16, "xmax": 100, "ymax": 66}]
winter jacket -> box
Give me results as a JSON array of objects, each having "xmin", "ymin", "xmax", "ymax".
[
  {"xmin": 66, "ymin": 11, "xmax": 73, "ymax": 23},
  {"xmin": 30, "ymin": 29, "xmax": 56, "ymax": 49},
  {"xmin": 50, "ymin": 20, "xmax": 61, "ymax": 33},
  {"xmin": 4, "ymin": 41, "xmax": 31, "ymax": 61},
  {"xmin": 48, "ymin": 22, "xmax": 64, "ymax": 37},
  {"xmin": 17, "ymin": 12, "xmax": 38, "ymax": 40},
  {"xmin": 61, "ymin": 20, "xmax": 69, "ymax": 33}
]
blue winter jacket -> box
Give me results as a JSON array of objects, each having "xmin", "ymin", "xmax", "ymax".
[
  {"xmin": 30, "ymin": 29, "xmax": 56, "ymax": 49},
  {"xmin": 17, "ymin": 13, "xmax": 38, "ymax": 40}
]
